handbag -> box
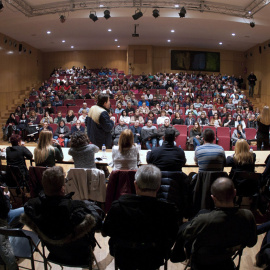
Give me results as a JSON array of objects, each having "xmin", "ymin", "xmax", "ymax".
[{"xmin": 57, "ymin": 137, "xmax": 65, "ymax": 147}]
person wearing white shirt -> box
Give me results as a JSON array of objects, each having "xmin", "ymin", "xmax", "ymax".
[
  {"xmin": 119, "ymin": 110, "xmax": 131, "ymax": 125},
  {"xmin": 78, "ymin": 103, "xmax": 90, "ymax": 114},
  {"xmin": 79, "ymin": 110, "xmax": 87, "ymax": 123},
  {"xmin": 157, "ymin": 111, "xmax": 169, "ymax": 126}
]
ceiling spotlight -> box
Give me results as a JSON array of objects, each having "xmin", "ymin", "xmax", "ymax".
[
  {"xmin": 250, "ymin": 22, "xmax": 255, "ymax": 28},
  {"xmin": 59, "ymin": 15, "xmax": 66, "ymax": 23},
  {"xmin": 89, "ymin": 12, "xmax": 98, "ymax": 22},
  {"xmin": 47, "ymin": 31, "xmax": 51, "ymax": 34},
  {"xmin": 0, "ymin": 0, "xmax": 4, "ymax": 10},
  {"xmin": 179, "ymin": 7, "xmax": 186, "ymax": 18},
  {"xmin": 152, "ymin": 9, "xmax": 159, "ymax": 18},
  {"xmin": 132, "ymin": 9, "xmax": 143, "ymax": 20},
  {"xmin": 104, "ymin": 10, "xmax": 111, "ymax": 19}
]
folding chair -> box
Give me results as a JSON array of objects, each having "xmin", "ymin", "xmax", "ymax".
[
  {"xmin": 5, "ymin": 165, "xmax": 29, "ymax": 208},
  {"xmin": 185, "ymin": 244, "xmax": 245, "ymax": 270},
  {"xmin": 0, "ymin": 228, "xmax": 47, "ymax": 270},
  {"xmin": 232, "ymin": 171, "xmax": 261, "ymax": 209},
  {"xmin": 42, "ymin": 240, "xmax": 100, "ymax": 270}
]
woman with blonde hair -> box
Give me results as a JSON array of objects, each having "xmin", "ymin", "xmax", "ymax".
[
  {"xmin": 34, "ymin": 130, "xmax": 63, "ymax": 167},
  {"xmin": 257, "ymin": 106, "xmax": 270, "ymax": 150},
  {"xmin": 64, "ymin": 110, "xmax": 77, "ymax": 125},
  {"xmin": 111, "ymin": 129, "xmax": 140, "ymax": 170},
  {"xmin": 226, "ymin": 139, "xmax": 256, "ymax": 178}
]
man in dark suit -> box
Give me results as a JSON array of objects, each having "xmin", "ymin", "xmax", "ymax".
[
  {"xmin": 185, "ymin": 112, "xmax": 195, "ymax": 126},
  {"xmin": 71, "ymin": 120, "xmax": 85, "ymax": 134},
  {"xmin": 129, "ymin": 120, "xmax": 142, "ymax": 144}
]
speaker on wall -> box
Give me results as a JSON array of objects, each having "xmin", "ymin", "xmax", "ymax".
[
  {"xmin": 19, "ymin": 44, "xmax": 22, "ymax": 52},
  {"xmin": 259, "ymin": 46, "xmax": 262, "ymax": 54}
]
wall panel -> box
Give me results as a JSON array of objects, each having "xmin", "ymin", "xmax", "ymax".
[
  {"xmin": 43, "ymin": 50, "xmax": 127, "ymax": 78},
  {"xmin": 0, "ymin": 32, "xmax": 43, "ymax": 118}
]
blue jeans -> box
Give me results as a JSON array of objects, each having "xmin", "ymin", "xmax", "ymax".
[
  {"xmin": 7, "ymin": 207, "xmax": 24, "ymax": 227},
  {"xmin": 193, "ymin": 137, "xmax": 201, "ymax": 149},
  {"xmin": 249, "ymin": 85, "xmax": 254, "ymax": 97},
  {"xmin": 146, "ymin": 138, "xmax": 157, "ymax": 150},
  {"xmin": 54, "ymin": 135, "xmax": 69, "ymax": 147}
]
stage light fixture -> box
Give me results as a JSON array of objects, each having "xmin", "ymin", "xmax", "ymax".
[
  {"xmin": 152, "ymin": 9, "xmax": 159, "ymax": 18},
  {"xmin": 59, "ymin": 15, "xmax": 66, "ymax": 23},
  {"xmin": 0, "ymin": 0, "xmax": 3, "ymax": 10},
  {"xmin": 250, "ymin": 22, "xmax": 255, "ymax": 28},
  {"xmin": 89, "ymin": 12, "xmax": 98, "ymax": 22},
  {"xmin": 104, "ymin": 10, "xmax": 111, "ymax": 19},
  {"xmin": 132, "ymin": 9, "xmax": 143, "ymax": 20},
  {"xmin": 179, "ymin": 7, "xmax": 186, "ymax": 18}
]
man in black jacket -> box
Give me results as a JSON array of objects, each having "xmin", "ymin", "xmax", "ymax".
[
  {"xmin": 248, "ymin": 71, "xmax": 257, "ymax": 97},
  {"xmin": 171, "ymin": 177, "xmax": 257, "ymax": 269},
  {"xmin": 147, "ymin": 129, "xmax": 186, "ymax": 171},
  {"xmin": 129, "ymin": 120, "xmax": 142, "ymax": 144},
  {"xmin": 157, "ymin": 118, "xmax": 180, "ymax": 146},
  {"xmin": 103, "ymin": 165, "xmax": 178, "ymax": 270},
  {"xmin": 21, "ymin": 166, "xmax": 104, "ymax": 265},
  {"xmin": 87, "ymin": 94, "xmax": 114, "ymax": 149}
]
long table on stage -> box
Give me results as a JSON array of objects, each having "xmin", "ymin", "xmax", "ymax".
[{"xmin": 1, "ymin": 145, "xmax": 269, "ymax": 167}]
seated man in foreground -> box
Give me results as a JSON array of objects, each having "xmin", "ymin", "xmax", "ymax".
[
  {"xmin": 103, "ymin": 165, "xmax": 178, "ymax": 270},
  {"xmin": 195, "ymin": 128, "xmax": 226, "ymax": 172},
  {"xmin": 171, "ymin": 177, "xmax": 257, "ymax": 270},
  {"xmin": 146, "ymin": 129, "xmax": 186, "ymax": 171},
  {"xmin": 21, "ymin": 166, "xmax": 104, "ymax": 265}
]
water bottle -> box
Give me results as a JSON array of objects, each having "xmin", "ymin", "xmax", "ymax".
[
  {"xmin": 137, "ymin": 143, "xmax": 141, "ymax": 151},
  {"xmin": 102, "ymin": 144, "xmax": 106, "ymax": 158}
]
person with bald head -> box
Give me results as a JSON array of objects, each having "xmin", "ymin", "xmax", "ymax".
[{"xmin": 171, "ymin": 177, "xmax": 257, "ymax": 269}]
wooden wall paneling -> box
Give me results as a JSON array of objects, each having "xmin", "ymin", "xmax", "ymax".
[{"xmin": 42, "ymin": 50, "xmax": 127, "ymax": 78}]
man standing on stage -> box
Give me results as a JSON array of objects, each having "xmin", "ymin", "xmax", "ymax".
[
  {"xmin": 247, "ymin": 71, "xmax": 257, "ymax": 98},
  {"xmin": 87, "ymin": 94, "xmax": 114, "ymax": 149}
]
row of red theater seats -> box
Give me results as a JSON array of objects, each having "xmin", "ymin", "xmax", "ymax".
[
  {"xmin": 158, "ymin": 125, "xmax": 256, "ymax": 151},
  {"xmin": 28, "ymin": 89, "xmax": 168, "ymax": 101},
  {"xmin": 20, "ymin": 121, "xmax": 255, "ymax": 151}
]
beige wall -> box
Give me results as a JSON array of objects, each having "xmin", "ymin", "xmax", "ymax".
[
  {"xmin": 42, "ymin": 50, "xmax": 127, "ymax": 78},
  {"xmin": 127, "ymin": 45, "xmax": 245, "ymax": 76},
  {"xmin": 0, "ymin": 32, "xmax": 43, "ymax": 117},
  {"xmin": 245, "ymin": 42, "xmax": 270, "ymax": 106}
]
